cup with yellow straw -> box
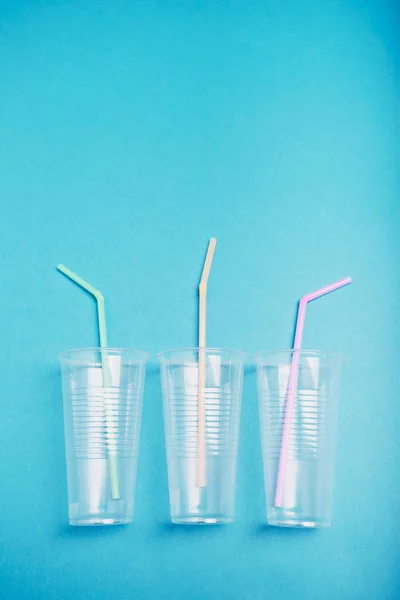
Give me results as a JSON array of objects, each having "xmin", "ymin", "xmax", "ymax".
[{"xmin": 158, "ymin": 239, "xmax": 246, "ymax": 524}]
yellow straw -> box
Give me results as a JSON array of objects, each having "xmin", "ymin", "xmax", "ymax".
[{"xmin": 197, "ymin": 238, "xmax": 217, "ymax": 488}]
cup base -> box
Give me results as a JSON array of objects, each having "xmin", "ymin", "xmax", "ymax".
[
  {"xmin": 171, "ymin": 515, "xmax": 233, "ymax": 525},
  {"xmin": 69, "ymin": 516, "xmax": 132, "ymax": 526},
  {"xmin": 267, "ymin": 518, "xmax": 331, "ymax": 529}
]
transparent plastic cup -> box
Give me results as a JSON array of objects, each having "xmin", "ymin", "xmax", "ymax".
[
  {"xmin": 158, "ymin": 348, "xmax": 246, "ymax": 524},
  {"xmin": 255, "ymin": 350, "xmax": 342, "ymax": 528},
  {"xmin": 59, "ymin": 348, "xmax": 148, "ymax": 526}
]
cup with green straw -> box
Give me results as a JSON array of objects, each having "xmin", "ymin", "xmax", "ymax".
[{"xmin": 57, "ymin": 265, "xmax": 148, "ymax": 525}]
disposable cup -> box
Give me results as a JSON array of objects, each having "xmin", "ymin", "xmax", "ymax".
[
  {"xmin": 59, "ymin": 347, "xmax": 148, "ymax": 525},
  {"xmin": 255, "ymin": 350, "xmax": 342, "ymax": 528},
  {"xmin": 158, "ymin": 348, "xmax": 245, "ymax": 524}
]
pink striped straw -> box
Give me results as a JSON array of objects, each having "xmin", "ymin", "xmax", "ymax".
[{"xmin": 274, "ymin": 276, "xmax": 352, "ymax": 507}]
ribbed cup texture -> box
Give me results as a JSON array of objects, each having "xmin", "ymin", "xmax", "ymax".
[
  {"xmin": 71, "ymin": 381, "xmax": 141, "ymax": 459},
  {"xmin": 260, "ymin": 367, "xmax": 331, "ymax": 461},
  {"xmin": 60, "ymin": 349, "xmax": 147, "ymax": 526},
  {"xmin": 159, "ymin": 349, "xmax": 245, "ymax": 524},
  {"xmin": 166, "ymin": 371, "xmax": 240, "ymax": 459},
  {"xmin": 256, "ymin": 351, "xmax": 341, "ymax": 528}
]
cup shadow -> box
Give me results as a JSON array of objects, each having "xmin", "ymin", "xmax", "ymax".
[
  {"xmin": 44, "ymin": 364, "xmax": 70, "ymax": 535},
  {"xmin": 137, "ymin": 361, "xmax": 170, "ymax": 524},
  {"xmin": 250, "ymin": 523, "xmax": 319, "ymax": 539},
  {"xmin": 57, "ymin": 523, "xmax": 130, "ymax": 538},
  {"xmin": 155, "ymin": 520, "xmax": 231, "ymax": 538},
  {"xmin": 236, "ymin": 364, "xmax": 266, "ymax": 524}
]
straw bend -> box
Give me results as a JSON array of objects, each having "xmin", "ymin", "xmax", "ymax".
[
  {"xmin": 57, "ymin": 263, "xmax": 118, "ymax": 498},
  {"xmin": 57, "ymin": 264, "xmax": 109, "ymax": 348},
  {"xmin": 197, "ymin": 237, "xmax": 217, "ymax": 488},
  {"xmin": 302, "ymin": 276, "xmax": 352, "ymax": 305},
  {"xmin": 199, "ymin": 238, "xmax": 217, "ymax": 293},
  {"xmin": 275, "ymin": 275, "xmax": 352, "ymax": 507},
  {"xmin": 57, "ymin": 264, "xmax": 105, "ymax": 302}
]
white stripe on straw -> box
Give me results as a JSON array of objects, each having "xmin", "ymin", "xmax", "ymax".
[
  {"xmin": 274, "ymin": 276, "xmax": 352, "ymax": 507},
  {"xmin": 57, "ymin": 264, "xmax": 120, "ymax": 500},
  {"xmin": 197, "ymin": 238, "xmax": 217, "ymax": 488}
]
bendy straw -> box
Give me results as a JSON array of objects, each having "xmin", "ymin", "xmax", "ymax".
[
  {"xmin": 197, "ymin": 238, "xmax": 217, "ymax": 488},
  {"xmin": 275, "ymin": 276, "xmax": 352, "ymax": 507},
  {"xmin": 57, "ymin": 264, "xmax": 120, "ymax": 500}
]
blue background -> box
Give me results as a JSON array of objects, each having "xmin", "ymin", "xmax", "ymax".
[{"xmin": 0, "ymin": 1, "xmax": 399, "ymax": 598}]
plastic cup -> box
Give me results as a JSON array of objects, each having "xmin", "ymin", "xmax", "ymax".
[
  {"xmin": 255, "ymin": 350, "xmax": 342, "ymax": 528},
  {"xmin": 158, "ymin": 348, "xmax": 246, "ymax": 524},
  {"xmin": 59, "ymin": 348, "xmax": 148, "ymax": 526}
]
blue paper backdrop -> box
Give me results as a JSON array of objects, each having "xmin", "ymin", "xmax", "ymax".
[{"xmin": 0, "ymin": 1, "xmax": 399, "ymax": 598}]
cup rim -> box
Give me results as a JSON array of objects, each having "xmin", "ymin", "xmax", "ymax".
[
  {"xmin": 157, "ymin": 347, "xmax": 246, "ymax": 361},
  {"xmin": 58, "ymin": 347, "xmax": 150, "ymax": 361},
  {"xmin": 253, "ymin": 349, "xmax": 343, "ymax": 363}
]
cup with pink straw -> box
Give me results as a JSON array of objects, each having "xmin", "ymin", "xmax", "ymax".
[{"xmin": 255, "ymin": 277, "xmax": 352, "ymax": 527}]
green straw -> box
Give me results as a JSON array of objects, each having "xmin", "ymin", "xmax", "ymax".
[{"xmin": 57, "ymin": 264, "xmax": 120, "ymax": 500}]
